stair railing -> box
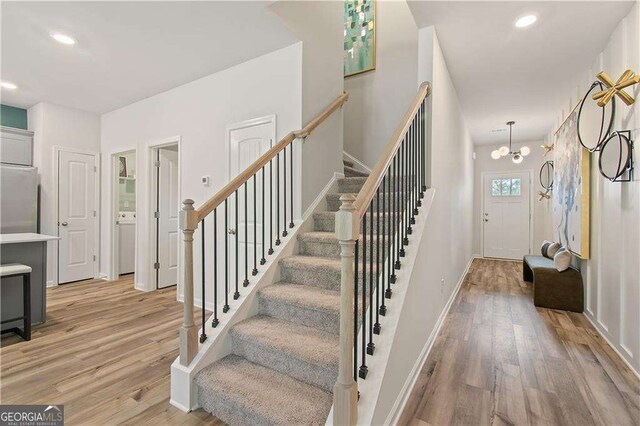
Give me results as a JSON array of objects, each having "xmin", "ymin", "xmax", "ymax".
[
  {"xmin": 333, "ymin": 82, "xmax": 431, "ymax": 424},
  {"xmin": 179, "ymin": 92, "xmax": 348, "ymax": 366}
]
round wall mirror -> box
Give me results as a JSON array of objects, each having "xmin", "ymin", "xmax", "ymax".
[
  {"xmin": 599, "ymin": 131, "xmax": 633, "ymax": 181},
  {"xmin": 539, "ymin": 160, "xmax": 554, "ymax": 190},
  {"xmin": 577, "ymin": 81, "xmax": 615, "ymax": 152}
]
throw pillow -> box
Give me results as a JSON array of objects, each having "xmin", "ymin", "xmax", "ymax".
[
  {"xmin": 541, "ymin": 240, "xmax": 552, "ymax": 257},
  {"xmin": 554, "ymin": 247, "xmax": 572, "ymax": 272},
  {"xmin": 547, "ymin": 242, "xmax": 561, "ymax": 258}
]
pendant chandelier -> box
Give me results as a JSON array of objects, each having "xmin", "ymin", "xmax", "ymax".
[{"xmin": 491, "ymin": 121, "xmax": 530, "ymax": 163}]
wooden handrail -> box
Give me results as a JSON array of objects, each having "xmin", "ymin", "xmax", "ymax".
[
  {"xmin": 353, "ymin": 82, "xmax": 430, "ymax": 218},
  {"xmin": 195, "ymin": 92, "xmax": 349, "ymax": 222}
]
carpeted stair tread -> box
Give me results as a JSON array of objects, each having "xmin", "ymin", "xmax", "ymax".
[
  {"xmin": 343, "ymin": 159, "xmax": 355, "ymax": 168},
  {"xmin": 230, "ymin": 315, "xmax": 339, "ymax": 391},
  {"xmin": 279, "ymin": 255, "xmax": 342, "ymax": 290},
  {"xmin": 337, "ymin": 176, "xmax": 368, "ymax": 193},
  {"xmin": 325, "ymin": 192, "xmax": 401, "ymax": 211},
  {"xmin": 196, "ymin": 354, "xmax": 332, "ymax": 425},
  {"xmin": 260, "ymin": 283, "xmax": 340, "ymax": 315},
  {"xmin": 298, "ymin": 231, "xmax": 390, "ymax": 259},
  {"xmin": 313, "ymin": 211, "xmax": 399, "ymax": 232},
  {"xmin": 258, "ymin": 283, "xmax": 368, "ymax": 336},
  {"xmin": 232, "ymin": 315, "xmax": 339, "ymax": 368},
  {"xmin": 344, "ymin": 165, "xmax": 369, "ymax": 178},
  {"xmin": 258, "ymin": 283, "xmax": 341, "ymax": 334}
]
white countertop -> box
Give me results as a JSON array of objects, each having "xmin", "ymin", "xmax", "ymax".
[{"xmin": 0, "ymin": 233, "xmax": 60, "ymax": 244}]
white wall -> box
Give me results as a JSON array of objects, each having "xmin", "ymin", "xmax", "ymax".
[
  {"xmin": 372, "ymin": 26, "xmax": 475, "ymax": 422},
  {"xmin": 28, "ymin": 102, "xmax": 101, "ymax": 286},
  {"xmin": 100, "ymin": 43, "xmax": 303, "ymax": 293},
  {"xmin": 270, "ymin": 0, "xmax": 345, "ymax": 211},
  {"xmin": 343, "ymin": 0, "xmax": 418, "ymax": 168},
  {"xmin": 472, "ymin": 141, "xmax": 553, "ymax": 255},
  {"xmin": 553, "ymin": 2, "xmax": 639, "ymax": 375}
]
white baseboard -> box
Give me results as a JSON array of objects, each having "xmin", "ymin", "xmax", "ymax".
[
  {"xmin": 386, "ymin": 254, "xmax": 476, "ymax": 425},
  {"xmin": 302, "ymin": 172, "xmax": 342, "ymax": 220},
  {"xmin": 46, "ymin": 280, "xmax": 57, "ymax": 288},
  {"xmin": 342, "ymin": 150, "xmax": 371, "ymax": 173},
  {"xmin": 583, "ymin": 312, "xmax": 640, "ymax": 380}
]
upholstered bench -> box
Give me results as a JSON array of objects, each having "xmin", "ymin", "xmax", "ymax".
[
  {"xmin": 523, "ymin": 255, "xmax": 584, "ymax": 313},
  {"xmin": 0, "ymin": 263, "xmax": 32, "ymax": 341}
]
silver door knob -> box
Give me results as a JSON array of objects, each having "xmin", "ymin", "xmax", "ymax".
[
  {"xmin": 228, "ymin": 228, "xmax": 236, "ymax": 235},
  {"xmin": 61, "ymin": 222, "xmax": 68, "ymax": 226}
]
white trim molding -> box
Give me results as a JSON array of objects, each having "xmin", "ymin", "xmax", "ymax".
[{"xmin": 342, "ymin": 150, "xmax": 372, "ymax": 173}]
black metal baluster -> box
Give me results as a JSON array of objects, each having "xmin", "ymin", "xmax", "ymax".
[
  {"xmin": 367, "ymin": 202, "xmax": 375, "ymax": 354},
  {"xmin": 253, "ymin": 174, "xmax": 258, "ymax": 276},
  {"xmin": 416, "ymin": 114, "xmax": 419, "ymax": 206},
  {"xmin": 359, "ymin": 213, "xmax": 368, "ymax": 379},
  {"xmin": 244, "ymin": 182, "xmax": 249, "ymax": 287},
  {"xmin": 283, "ymin": 147, "xmax": 288, "ymax": 238},
  {"xmin": 261, "ymin": 167, "xmax": 266, "ymax": 265},
  {"xmin": 411, "ymin": 118, "xmax": 418, "ymax": 220},
  {"xmin": 412, "ymin": 118, "xmax": 417, "ymax": 221},
  {"xmin": 403, "ymin": 139, "xmax": 410, "ymax": 244},
  {"xmin": 269, "ymin": 160, "xmax": 274, "ymax": 255},
  {"xmin": 408, "ymin": 124, "xmax": 413, "ymax": 229},
  {"xmin": 354, "ymin": 240, "xmax": 359, "ymax": 382},
  {"xmin": 393, "ymin": 152, "xmax": 400, "ymax": 274},
  {"xmin": 289, "ymin": 144, "xmax": 294, "ymax": 229},
  {"xmin": 374, "ymin": 186, "xmax": 382, "ymax": 332},
  {"xmin": 400, "ymin": 142, "xmax": 407, "ymax": 255},
  {"xmin": 421, "ymin": 100, "xmax": 427, "ymax": 194},
  {"xmin": 200, "ymin": 218, "xmax": 207, "ymax": 343},
  {"xmin": 212, "ymin": 208, "xmax": 219, "ymax": 327},
  {"xmin": 386, "ymin": 167, "xmax": 393, "ymax": 296},
  {"xmin": 276, "ymin": 153, "xmax": 281, "ymax": 246},
  {"xmin": 234, "ymin": 190, "xmax": 240, "ymax": 299},
  {"xmin": 418, "ymin": 104, "xmax": 423, "ymax": 205},
  {"xmin": 224, "ymin": 200, "xmax": 230, "ymax": 313}
]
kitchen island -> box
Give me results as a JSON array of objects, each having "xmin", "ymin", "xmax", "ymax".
[{"xmin": 1, "ymin": 233, "xmax": 59, "ymax": 330}]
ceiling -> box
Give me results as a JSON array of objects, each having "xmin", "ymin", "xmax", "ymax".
[
  {"xmin": 1, "ymin": 1, "xmax": 297, "ymax": 114},
  {"xmin": 408, "ymin": 1, "xmax": 635, "ymax": 145}
]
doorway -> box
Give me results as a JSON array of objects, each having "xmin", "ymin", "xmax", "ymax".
[
  {"xmin": 152, "ymin": 144, "xmax": 180, "ymax": 289},
  {"xmin": 110, "ymin": 149, "xmax": 137, "ymax": 281},
  {"xmin": 482, "ymin": 171, "xmax": 532, "ymax": 260},
  {"xmin": 57, "ymin": 149, "xmax": 99, "ymax": 284},
  {"xmin": 227, "ymin": 116, "xmax": 275, "ymax": 287}
]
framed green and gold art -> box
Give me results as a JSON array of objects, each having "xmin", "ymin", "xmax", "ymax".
[{"xmin": 344, "ymin": 0, "xmax": 376, "ymax": 77}]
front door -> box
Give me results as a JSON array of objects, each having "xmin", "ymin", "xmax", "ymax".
[
  {"xmin": 58, "ymin": 151, "xmax": 97, "ymax": 283},
  {"xmin": 228, "ymin": 117, "xmax": 274, "ymax": 288},
  {"xmin": 157, "ymin": 148, "xmax": 179, "ymax": 288},
  {"xmin": 483, "ymin": 172, "xmax": 531, "ymax": 260}
]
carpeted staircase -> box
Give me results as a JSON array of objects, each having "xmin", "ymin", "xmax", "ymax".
[
  {"xmin": 343, "ymin": 158, "xmax": 369, "ymax": 177},
  {"xmin": 195, "ymin": 165, "xmax": 377, "ymax": 425}
]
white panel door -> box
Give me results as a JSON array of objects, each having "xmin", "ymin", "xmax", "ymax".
[
  {"xmin": 157, "ymin": 149, "xmax": 179, "ymax": 288},
  {"xmin": 59, "ymin": 151, "xmax": 96, "ymax": 283},
  {"xmin": 483, "ymin": 172, "xmax": 531, "ymax": 260},
  {"xmin": 228, "ymin": 117, "xmax": 274, "ymax": 290}
]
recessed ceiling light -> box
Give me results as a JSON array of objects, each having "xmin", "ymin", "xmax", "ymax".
[
  {"xmin": 0, "ymin": 81, "xmax": 18, "ymax": 90},
  {"xmin": 51, "ymin": 32, "xmax": 76, "ymax": 45},
  {"xmin": 515, "ymin": 15, "xmax": 537, "ymax": 28}
]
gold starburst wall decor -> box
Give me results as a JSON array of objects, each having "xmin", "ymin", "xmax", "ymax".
[{"xmin": 592, "ymin": 69, "xmax": 640, "ymax": 107}]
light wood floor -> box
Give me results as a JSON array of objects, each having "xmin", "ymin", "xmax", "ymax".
[
  {"xmin": 399, "ymin": 258, "xmax": 640, "ymax": 426},
  {"xmin": 2, "ymin": 262, "xmax": 638, "ymax": 426},
  {"xmin": 0, "ymin": 275, "xmax": 223, "ymax": 425}
]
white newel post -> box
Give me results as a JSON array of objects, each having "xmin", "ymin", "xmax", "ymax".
[
  {"xmin": 179, "ymin": 199, "xmax": 198, "ymax": 366},
  {"xmin": 333, "ymin": 194, "xmax": 359, "ymax": 425}
]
